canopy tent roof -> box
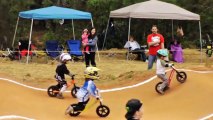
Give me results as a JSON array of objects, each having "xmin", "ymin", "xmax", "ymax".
[
  {"xmin": 103, "ymin": 0, "xmax": 202, "ymax": 62},
  {"xmin": 13, "ymin": 6, "xmax": 95, "ymax": 63},
  {"xmin": 110, "ymin": 0, "xmax": 200, "ymax": 20},
  {"xmin": 19, "ymin": 6, "xmax": 92, "ymax": 20}
]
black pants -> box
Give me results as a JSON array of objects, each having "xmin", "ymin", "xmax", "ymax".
[
  {"xmin": 84, "ymin": 52, "xmax": 96, "ymax": 67},
  {"xmin": 73, "ymin": 99, "xmax": 90, "ymax": 111},
  {"xmin": 56, "ymin": 80, "xmax": 67, "ymax": 89},
  {"xmin": 132, "ymin": 48, "xmax": 147, "ymax": 62}
]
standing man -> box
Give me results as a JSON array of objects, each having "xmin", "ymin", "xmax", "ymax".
[{"xmin": 147, "ymin": 25, "xmax": 164, "ymax": 70}]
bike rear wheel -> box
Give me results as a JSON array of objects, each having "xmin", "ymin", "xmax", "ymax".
[
  {"xmin": 47, "ymin": 86, "xmax": 59, "ymax": 97},
  {"xmin": 155, "ymin": 82, "xmax": 163, "ymax": 94}
]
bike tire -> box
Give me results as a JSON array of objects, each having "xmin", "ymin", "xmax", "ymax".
[
  {"xmin": 176, "ymin": 71, "xmax": 187, "ymax": 83},
  {"xmin": 71, "ymin": 86, "xmax": 80, "ymax": 98},
  {"xmin": 155, "ymin": 82, "xmax": 164, "ymax": 94},
  {"xmin": 47, "ymin": 86, "xmax": 59, "ymax": 97},
  {"xmin": 96, "ymin": 105, "xmax": 110, "ymax": 117}
]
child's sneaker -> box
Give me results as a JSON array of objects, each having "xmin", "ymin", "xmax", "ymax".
[
  {"xmin": 158, "ymin": 86, "xmax": 164, "ymax": 94},
  {"xmin": 65, "ymin": 106, "xmax": 73, "ymax": 115},
  {"xmin": 56, "ymin": 93, "xmax": 64, "ymax": 99},
  {"xmin": 164, "ymin": 86, "xmax": 170, "ymax": 91},
  {"xmin": 158, "ymin": 89, "xmax": 164, "ymax": 94}
]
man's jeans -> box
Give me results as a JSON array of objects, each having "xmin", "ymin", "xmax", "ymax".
[{"xmin": 148, "ymin": 55, "xmax": 157, "ymax": 70}]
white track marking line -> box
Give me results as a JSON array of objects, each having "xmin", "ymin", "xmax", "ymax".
[
  {"xmin": 0, "ymin": 115, "xmax": 35, "ymax": 120},
  {"xmin": 101, "ymin": 69, "xmax": 213, "ymax": 92},
  {"xmin": 199, "ymin": 114, "xmax": 213, "ymax": 120},
  {"xmin": 0, "ymin": 78, "xmax": 46, "ymax": 91},
  {"xmin": 0, "ymin": 69, "xmax": 212, "ymax": 119},
  {"xmin": 0, "ymin": 69, "xmax": 213, "ymax": 93}
]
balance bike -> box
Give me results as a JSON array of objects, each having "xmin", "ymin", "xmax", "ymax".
[
  {"xmin": 68, "ymin": 90, "xmax": 110, "ymax": 117},
  {"xmin": 155, "ymin": 65, "xmax": 187, "ymax": 94},
  {"xmin": 47, "ymin": 75, "xmax": 80, "ymax": 98}
]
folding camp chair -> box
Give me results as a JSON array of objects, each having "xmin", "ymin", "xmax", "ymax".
[
  {"xmin": 67, "ymin": 40, "xmax": 84, "ymax": 62},
  {"xmin": 126, "ymin": 45, "xmax": 148, "ymax": 61},
  {"xmin": 45, "ymin": 40, "xmax": 63, "ymax": 61}
]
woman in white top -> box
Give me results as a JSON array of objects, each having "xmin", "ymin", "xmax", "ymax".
[{"xmin": 124, "ymin": 35, "xmax": 147, "ymax": 62}]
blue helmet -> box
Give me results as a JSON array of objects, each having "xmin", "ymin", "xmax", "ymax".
[{"xmin": 157, "ymin": 49, "xmax": 168, "ymax": 57}]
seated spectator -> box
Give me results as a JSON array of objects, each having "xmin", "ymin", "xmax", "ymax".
[
  {"xmin": 170, "ymin": 38, "xmax": 184, "ymax": 63},
  {"xmin": 124, "ymin": 35, "xmax": 147, "ymax": 62},
  {"xmin": 18, "ymin": 40, "xmax": 33, "ymax": 57}
]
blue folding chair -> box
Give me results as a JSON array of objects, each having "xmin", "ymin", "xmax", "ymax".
[
  {"xmin": 67, "ymin": 40, "xmax": 84, "ymax": 61},
  {"xmin": 45, "ymin": 40, "xmax": 63, "ymax": 61}
]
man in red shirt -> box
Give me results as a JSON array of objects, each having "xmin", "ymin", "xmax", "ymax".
[{"xmin": 147, "ymin": 25, "xmax": 164, "ymax": 70}]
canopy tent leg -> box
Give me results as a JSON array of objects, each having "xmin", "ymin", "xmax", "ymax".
[
  {"xmin": 26, "ymin": 19, "xmax": 34, "ymax": 64},
  {"xmin": 102, "ymin": 18, "xmax": 110, "ymax": 50},
  {"xmin": 128, "ymin": 18, "xmax": 131, "ymax": 41},
  {"xmin": 91, "ymin": 18, "xmax": 94, "ymax": 27},
  {"xmin": 72, "ymin": 19, "xmax": 75, "ymax": 40},
  {"xmin": 199, "ymin": 21, "xmax": 203, "ymax": 63},
  {"xmin": 12, "ymin": 16, "xmax": 20, "ymax": 48},
  {"xmin": 127, "ymin": 18, "xmax": 131, "ymax": 61},
  {"xmin": 172, "ymin": 20, "xmax": 174, "ymax": 40},
  {"xmin": 96, "ymin": 43, "xmax": 100, "ymax": 61}
]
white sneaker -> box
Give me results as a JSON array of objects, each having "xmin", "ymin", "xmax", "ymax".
[
  {"xmin": 158, "ymin": 86, "xmax": 164, "ymax": 94},
  {"xmin": 65, "ymin": 106, "xmax": 73, "ymax": 115},
  {"xmin": 159, "ymin": 89, "xmax": 164, "ymax": 94},
  {"xmin": 56, "ymin": 93, "xmax": 64, "ymax": 99}
]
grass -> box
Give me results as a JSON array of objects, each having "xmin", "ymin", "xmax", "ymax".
[{"xmin": 0, "ymin": 49, "xmax": 212, "ymax": 89}]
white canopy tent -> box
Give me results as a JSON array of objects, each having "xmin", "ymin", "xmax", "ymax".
[{"xmin": 103, "ymin": 0, "xmax": 202, "ymax": 61}]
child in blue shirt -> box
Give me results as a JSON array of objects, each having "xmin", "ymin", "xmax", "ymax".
[{"xmin": 65, "ymin": 67, "xmax": 100, "ymax": 114}]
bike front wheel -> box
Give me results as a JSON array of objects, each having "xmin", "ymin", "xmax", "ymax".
[
  {"xmin": 71, "ymin": 86, "xmax": 80, "ymax": 98},
  {"xmin": 96, "ymin": 105, "xmax": 110, "ymax": 117},
  {"xmin": 176, "ymin": 71, "xmax": 187, "ymax": 83}
]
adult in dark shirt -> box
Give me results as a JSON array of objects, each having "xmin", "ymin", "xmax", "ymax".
[{"xmin": 82, "ymin": 27, "xmax": 98, "ymax": 67}]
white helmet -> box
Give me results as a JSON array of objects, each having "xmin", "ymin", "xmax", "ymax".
[{"xmin": 60, "ymin": 53, "xmax": 71, "ymax": 62}]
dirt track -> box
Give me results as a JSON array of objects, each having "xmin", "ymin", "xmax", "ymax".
[{"xmin": 0, "ymin": 70, "xmax": 213, "ymax": 120}]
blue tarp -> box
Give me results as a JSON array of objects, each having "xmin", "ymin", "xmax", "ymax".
[{"xmin": 19, "ymin": 6, "xmax": 92, "ymax": 20}]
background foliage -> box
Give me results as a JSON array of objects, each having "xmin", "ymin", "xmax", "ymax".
[{"xmin": 0, "ymin": 0, "xmax": 213, "ymax": 50}]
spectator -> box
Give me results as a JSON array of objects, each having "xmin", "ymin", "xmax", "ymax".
[
  {"xmin": 83, "ymin": 27, "xmax": 98, "ymax": 67},
  {"xmin": 124, "ymin": 35, "xmax": 147, "ymax": 62},
  {"xmin": 125, "ymin": 98, "xmax": 143, "ymax": 120},
  {"xmin": 147, "ymin": 25, "xmax": 165, "ymax": 70},
  {"xmin": 170, "ymin": 38, "xmax": 184, "ymax": 63},
  {"xmin": 81, "ymin": 28, "xmax": 90, "ymax": 54}
]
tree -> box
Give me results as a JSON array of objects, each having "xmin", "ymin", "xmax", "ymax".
[{"xmin": 1, "ymin": 0, "xmax": 213, "ymax": 49}]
